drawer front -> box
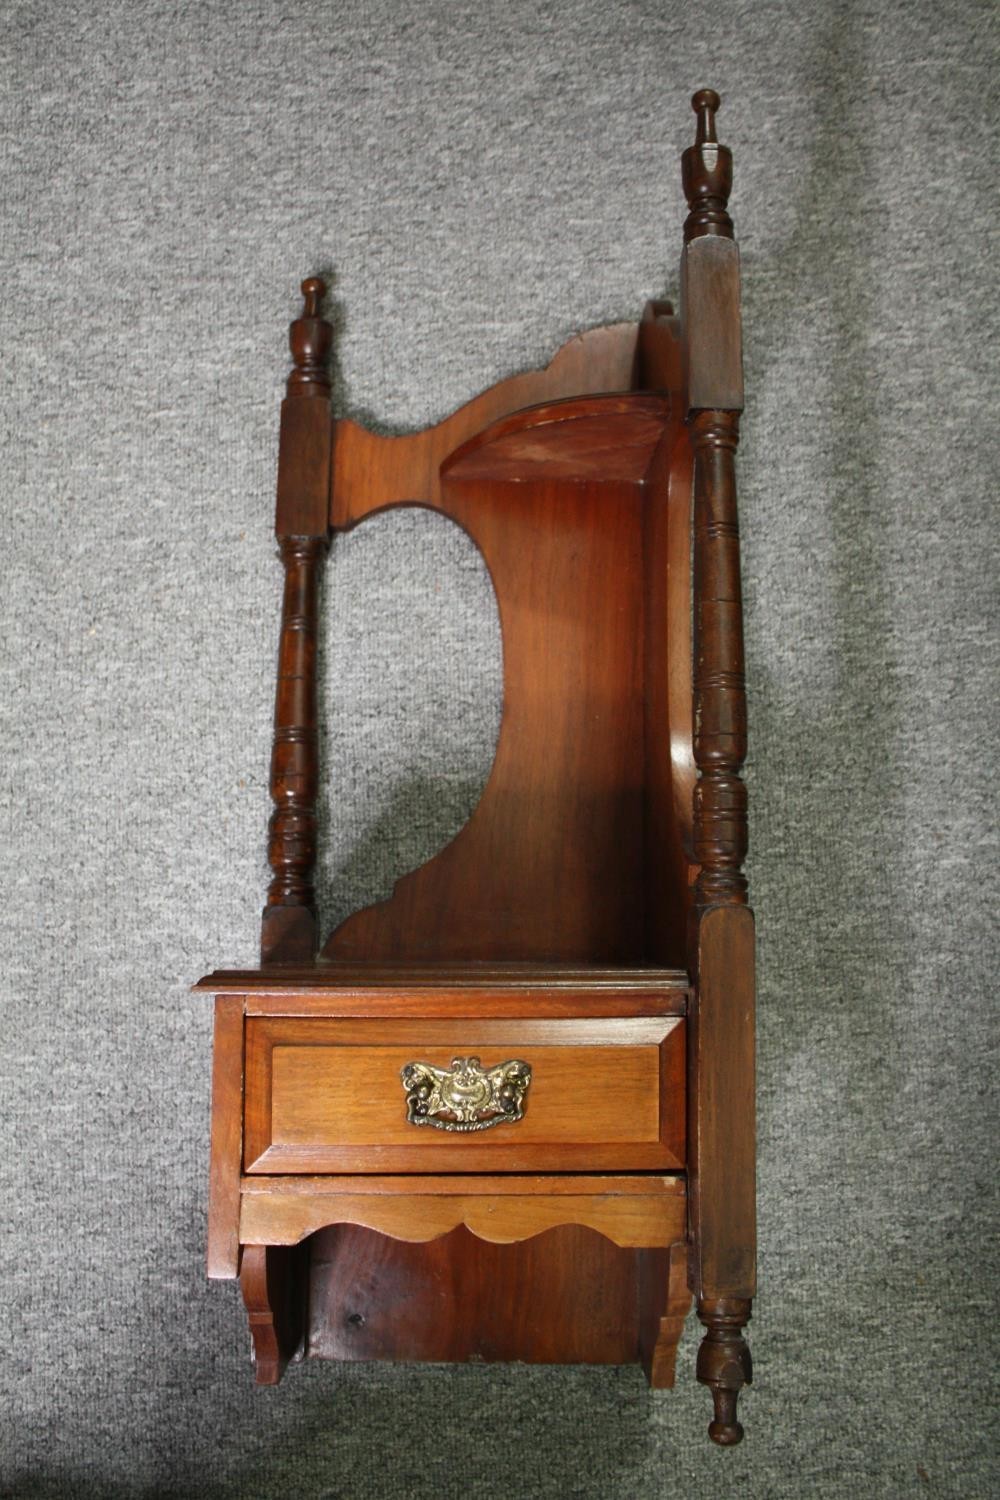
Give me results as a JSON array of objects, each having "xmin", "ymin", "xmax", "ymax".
[{"xmin": 244, "ymin": 1017, "xmax": 685, "ymax": 1172}]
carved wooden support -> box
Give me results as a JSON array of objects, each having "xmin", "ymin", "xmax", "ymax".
[
  {"xmin": 691, "ymin": 408, "xmax": 746, "ymax": 910},
  {"xmin": 696, "ymin": 1296, "xmax": 753, "ymax": 1445},
  {"xmin": 639, "ymin": 1240, "xmax": 692, "ymax": 1389},
  {"xmin": 261, "ymin": 278, "xmax": 332, "ymax": 965},
  {"xmin": 686, "ymin": 89, "xmax": 746, "ymax": 915},
  {"xmin": 264, "ymin": 535, "xmax": 324, "ymax": 911},
  {"xmin": 686, "ymin": 89, "xmax": 747, "ymax": 916},
  {"xmin": 688, "ymin": 905, "xmax": 756, "ymax": 1442},
  {"xmin": 240, "ymin": 1243, "xmax": 306, "ymax": 1386}
]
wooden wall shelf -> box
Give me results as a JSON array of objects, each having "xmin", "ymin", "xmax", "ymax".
[{"xmin": 201, "ymin": 89, "xmax": 756, "ymax": 1446}]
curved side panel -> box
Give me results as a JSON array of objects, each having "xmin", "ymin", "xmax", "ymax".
[
  {"xmin": 319, "ymin": 501, "xmax": 503, "ymax": 937},
  {"xmin": 330, "ymin": 322, "xmax": 642, "ymax": 527},
  {"xmin": 667, "ymin": 429, "xmax": 696, "ymax": 850},
  {"xmin": 640, "ymin": 305, "xmax": 695, "ymax": 866},
  {"xmin": 324, "ymin": 396, "xmax": 672, "ymax": 963},
  {"xmin": 643, "ymin": 415, "xmax": 695, "ymax": 965}
]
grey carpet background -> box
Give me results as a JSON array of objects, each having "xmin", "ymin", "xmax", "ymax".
[{"xmin": 1, "ymin": 1, "xmax": 997, "ymax": 1496}]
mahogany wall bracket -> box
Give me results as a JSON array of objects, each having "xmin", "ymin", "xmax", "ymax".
[{"xmin": 200, "ymin": 89, "xmax": 756, "ymax": 1445}]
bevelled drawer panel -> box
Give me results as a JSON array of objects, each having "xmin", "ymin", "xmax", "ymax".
[{"xmin": 244, "ymin": 1017, "xmax": 685, "ymax": 1173}]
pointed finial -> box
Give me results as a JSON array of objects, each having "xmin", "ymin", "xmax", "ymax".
[
  {"xmin": 288, "ymin": 275, "xmax": 332, "ymax": 397},
  {"xmin": 692, "ymin": 88, "xmax": 720, "ymax": 145},
  {"xmin": 681, "ymin": 88, "xmax": 734, "ymax": 242},
  {"xmin": 300, "ymin": 276, "xmax": 326, "ymax": 319}
]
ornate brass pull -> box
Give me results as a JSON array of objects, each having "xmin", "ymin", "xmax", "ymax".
[{"xmin": 400, "ymin": 1055, "xmax": 532, "ymax": 1132}]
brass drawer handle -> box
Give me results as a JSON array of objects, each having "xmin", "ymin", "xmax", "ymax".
[{"xmin": 400, "ymin": 1055, "xmax": 532, "ymax": 1132}]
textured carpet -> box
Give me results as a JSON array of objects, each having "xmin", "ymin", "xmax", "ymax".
[{"xmin": 1, "ymin": 1, "xmax": 997, "ymax": 1496}]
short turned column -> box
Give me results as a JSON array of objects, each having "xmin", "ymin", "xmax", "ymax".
[
  {"xmin": 691, "ymin": 407, "xmax": 747, "ymax": 910},
  {"xmin": 265, "ymin": 534, "xmax": 324, "ymax": 910}
]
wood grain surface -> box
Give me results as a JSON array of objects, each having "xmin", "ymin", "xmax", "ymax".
[
  {"xmin": 206, "ymin": 994, "xmax": 244, "ymax": 1280},
  {"xmin": 204, "ymin": 90, "xmax": 757, "ymax": 1435},
  {"xmin": 325, "ymin": 396, "xmax": 666, "ymax": 963},
  {"xmin": 240, "ymin": 1177, "xmax": 686, "ymax": 1250},
  {"xmin": 243, "ymin": 1016, "xmax": 685, "ymax": 1172},
  {"xmin": 306, "ymin": 1223, "xmax": 686, "ymax": 1369}
]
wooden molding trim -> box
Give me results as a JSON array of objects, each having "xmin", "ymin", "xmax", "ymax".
[
  {"xmin": 206, "ymin": 994, "xmax": 245, "ymax": 1279},
  {"xmin": 239, "ymin": 1177, "xmax": 686, "ymax": 1251},
  {"xmin": 242, "ymin": 1016, "xmax": 686, "ymax": 1174}
]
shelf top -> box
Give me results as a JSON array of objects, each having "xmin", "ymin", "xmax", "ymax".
[{"xmin": 195, "ymin": 962, "xmax": 689, "ymax": 994}]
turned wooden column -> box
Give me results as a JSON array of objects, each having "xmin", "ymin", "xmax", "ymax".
[
  {"xmin": 682, "ymin": 90, "xmax": 756, "ymax": 1446},
  {"xmin": 261, "ymin": 278, "xmax": 333, "ymax": 965},
  {"xmin": 692, "ymin": 406, "xmax": 747, "ymax": 910}
]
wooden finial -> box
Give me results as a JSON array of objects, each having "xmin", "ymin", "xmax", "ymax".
[
  {"xmin": 692, "ymin": 88, "xmax": 720, "ymax": 144},
  {"xmin": 300, "ymin": 276, "xmax": 325, "ymax": 318},
  {"xmin": 288, "ymin": 276, "xmax": 332, "ymax": 397},
  {"xmin": 682, "ymin": 88, "xmax": 733, "ymax": 241},
  {"xmin": 696, "ymin": 1297, "xmax": 753, "ymax": 1445}
]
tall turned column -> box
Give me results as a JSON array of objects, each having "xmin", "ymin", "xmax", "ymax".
[
  {"xmin": 261, "ymin": 278, "xmax": 333, "ymax": 965},
  {"xmin": 682, "ymin": 91, "xmax": 755, "ymax": 1445}
]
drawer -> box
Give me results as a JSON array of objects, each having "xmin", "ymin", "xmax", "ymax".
[{"xmin": 243, "ymin": 1017, "xmax": 685, "ymax": 1172}]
